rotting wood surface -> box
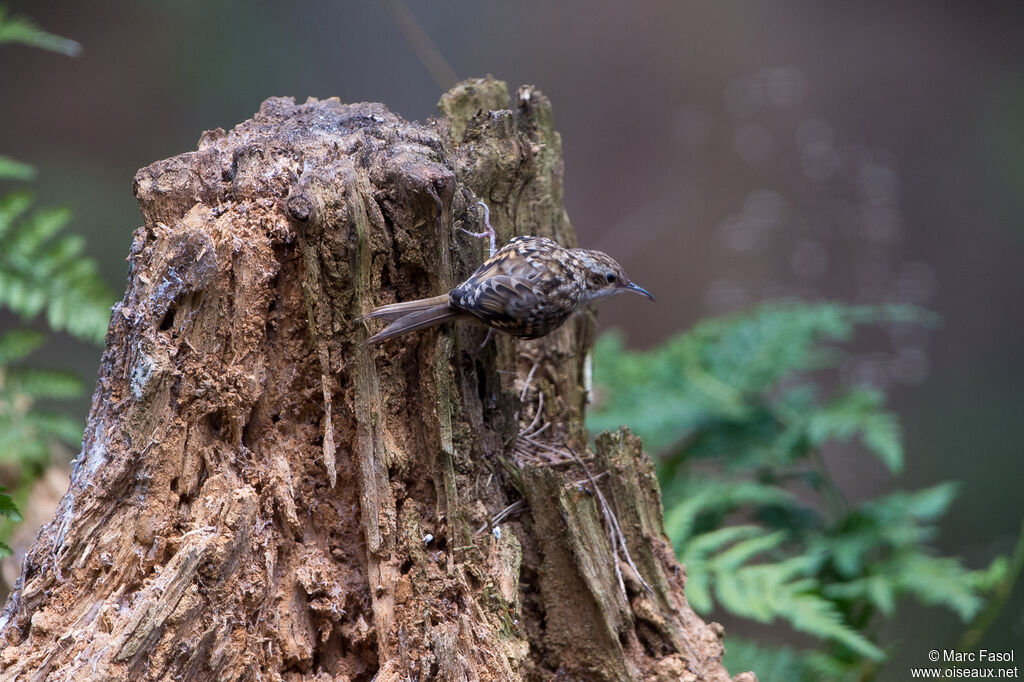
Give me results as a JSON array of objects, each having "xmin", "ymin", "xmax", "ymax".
[{"xmin": 0, "ymin": 78, "xmax": 756, "ymax": 682}]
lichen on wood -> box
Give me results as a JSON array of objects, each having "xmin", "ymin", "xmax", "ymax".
[{"xmin": 0, "ymin": 78, "xmax": 754, "ymax": 681}]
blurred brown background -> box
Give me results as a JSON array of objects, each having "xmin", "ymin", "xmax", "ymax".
[{"xmin": 1, "ymin": 1, "xmax": 1021, "ymax": 675}]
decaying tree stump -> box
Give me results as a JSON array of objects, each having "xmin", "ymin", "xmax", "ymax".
[{"xmin": 0, "ymin": 78, "xmax": 755, "ymax": 681}]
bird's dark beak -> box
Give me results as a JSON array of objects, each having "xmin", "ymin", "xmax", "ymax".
[{"xmin": 625, "ymin": 281, "xmax": 655, "ymax": 301}]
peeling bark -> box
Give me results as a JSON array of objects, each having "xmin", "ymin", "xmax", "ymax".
[{"xmin": 0, "ymin": 78, "xmax": 755, "ymax": 682}]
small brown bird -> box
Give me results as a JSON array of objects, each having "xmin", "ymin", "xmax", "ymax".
[{"xmin": 360, "ymin": 235, "xmax": 654, "ymax": 344}]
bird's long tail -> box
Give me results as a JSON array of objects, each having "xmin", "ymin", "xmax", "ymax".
[{"xmin": 358, "ymin": 294, "xmax": 466, "ymax": 345}]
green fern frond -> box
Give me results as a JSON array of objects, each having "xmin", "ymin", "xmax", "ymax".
[
  {"xmin": 806, "ymin": 388, "xmax": 903, "ymax": 472},
  {"xmin": 0, "ymin": 355, "xmax": 85, "ymax": 468},
  {"xmin": 588, "ymin": 300, "xmax": 1000, "ymax": 674},
  {"xmin": 892, "ymin": 553, "xmax": 989, "ymax": 620},
  {"xmin": 0, "ymin": 192, "xmax": 32, "ymax": 236},
  {"xmin": 725, "ymin": 637, "xmax": 871, "ymax": 682},
  {"xmin": 663, "ymin": 477, "xmax": 796, "ymax": 546},
  {"xmin": 722, "ymin": 637, "xmax": 820, "ymax": 682},
  {"xmin": 0, "ymin": 487, "xmax": 20, "ymax": 558},
  {"xmin": 826, "ymin": 573, "xmax": 897, "ymax": 616},
  {"xmin": 0, "ymin": 418, "xmax": 46, "ymax": 465},
  {"xmin": 750, "ymin": 575, "xmax": 883, "ymax": 661},
  {"xmin": 674, "ymin": 301, "xmax": 932, "ymax": 396},
  {"xmin": 0, "ymin": 6, "xmax": 87, "ymax": 559},
  {"xmin": 0, "ymin": 156, "xmax": 36, "ymax": 181},
  {"xmin": 713, "ymin": 530, "xmax": 791, "ymax": 570},
  {"xmin": 0, "ymin": 409, "xmax": 82, "ymax": 465},
  {"xmin": 678, "ymin": 525, "xmax": 763, "ymax": 611},
  {"xmin": 0, "ymin": 7, "xmax": 81, "ymax": 56},
  {"xmin": 0, "ymin": 487, "xmax": 21, "ymax": 522},
  {"xmin": 684, "ymin": 528, "xmax": 885, "ymax": 661},
  {"xmin": 4, "ymin": 367, "xmax": 84, "ymax": 399},
  {"xmin": 682, "ymin": 525, "xmax": 764, "ymax": 563},
  {"xmin": 825, "ymin": 550, "xmax": 992, "ymax": 621},
  {"xmin": 0, "ymin": 329, "xmax": 45, "ymax": 364},
  {"xmin": 813, "ymin": 483, "xmax": 961, "ymax": 577},
  {"xmin": 875, "ymin": 482, "xmax": 960, "ymax": 522},
  {"xmin": 26, "ymin": 410, "xmax": 85, "ymax": 447},
  {"xmin": 802, "ymin": 650, "xmax": 868, "ymax": 682},
  {"xmin": 589, "ymin": 300, "xmax": 934, "ymax": 455},
  {"xmin": 0, "ymin": 193, "xmax": 114, "ymax": 343}
]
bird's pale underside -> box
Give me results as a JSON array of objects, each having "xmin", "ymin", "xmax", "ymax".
[{"xmin": 359, "ymin": 236, "xmax": 654, "ymax": 345}]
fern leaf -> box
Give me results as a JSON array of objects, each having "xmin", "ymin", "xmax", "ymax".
[
  {"xmin": 0, "ymin": 420, "xmax": 50, "ymax": 465},
  {"xmin": 806, "ymin": 388, "xmax": 904, "ymax": 472},
  {"xmin": 859, "ymin": 411, "xmax": 902, "ymax": 472},
  {"xmin": 663, "ymin": 477, "xmax": 795, "ymax": 546},
  {"xmin": 5, "ymin": 367, "xmax": 84, "ymax": 399},
  {"xmin": 716, "ymin": 557, "xmax": 884, "ymax": 660},
  {"xmin": 0, "ymin": 156, "xmax": 36, "ymax": 181},
  {"xmin": 722, "ymin": 637, "xmax": 820, "ymax": 682},
  {"xmin": 0, "ymin": 487, "xmax": 22, "ymax": 522},
  {"xmin": 27, "ymin": 411, "xmax": 84, "ymax": 447},
  {"xmin": 897, "ymin": 482, "xmax": 959, "ymax": 521},
  {"xmin": 803, "ymin": 650, "xmax": 866, "ymax": 682},
  {"xmin": 682, "ymin": 525, "xmax": 763, "ymax": 563},
  {"xmin": 713, "ymin": 530, "xmax": 788, "ymax": 570},
  {"xmin": 681, "ymin": 301, "xmax": 931, "ymax": 396},
  {"xmin": 894, "ymin": 554, "xmax": 986, "ymax": 620},
  {"xmin": 8, "ymin": 206, "xmax": 73, "ymax": 260},
  {"xmin": 770, "ymin": 584, "xmax": 884, "ymax": 661},
  {"xmin": 588, "ymin": 299, "xmax": 995, "ymax": 673},
  {"xmin": 0, "ymin": 193, "xmax": 33, "ymax": 239},
  {"xmin": 825, "ymin": 575, "xmax": 898, "ymax": 616},
  {"xmin": 685, "ymin": 525, "xmax": 885, "ymax": 660},
  {"xmin": 0, "ymin": 363, "xmax": 85, "ymax": 465},
  {"xmin": 0, "ymin": 330, "xmax": 45, "ymax": 364},
  {"xmin": 726, "ymin": 639, "xmax": 867, "ymax": 682},
  {"xmin": 0, "ymin": 7, "xmax": 81, "ymax": 56},
  {"xmin": 589, "ymin": 301, "xmax": 934, "ymax": 455},
  {"xmin": 0, "ymin": 193, "xmax": 114, "ymax": 343},
  {"xmin": 684, "ymin": 567, "xmax": 713, "ymax": 613},
  {"xmin": 679, "ymin": 525, "xmax": 762, "ymax": 612}
]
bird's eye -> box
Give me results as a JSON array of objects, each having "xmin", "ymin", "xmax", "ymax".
[{"xmin": 605, "ymin": 272, "xmax": 617, "ymax": 283}]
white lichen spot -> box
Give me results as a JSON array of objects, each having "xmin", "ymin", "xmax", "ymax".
[
  {"xmin": 130, "ymin": 351, "xmax": 158, "ymax": 400},
  {"xmin": 53, "ymin": 493, "xmax": 76, "ymax": 554},
  {"xmin": 84, "ymin": 442, "xmax": 108, "ymax": 481},
  {"xmin": 583, "ymin": 351, "xmax": 594, "ymax": 404}
]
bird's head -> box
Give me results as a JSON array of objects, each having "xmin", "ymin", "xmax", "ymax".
[{"xmin": 573, "ymin": 249, "xmax": 655, "ymax": 304}]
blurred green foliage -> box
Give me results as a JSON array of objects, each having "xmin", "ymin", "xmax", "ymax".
[
  {"xmin": 0, "ymin": 485, "xmax": 21, "ymax": 556},
  {"xmin": 0, "ymin": 6, "xmax": 80, "ymax": 56},
  {"xmin": 589, "ymin": 301, "xmax": 1009, "ymax": 681},
  {"xmin": 0, "ymin": 7, "xmax": 111, "ymax": 556},
  {"xmin": 0, "ymin": 193, "xmax": 114, "ymax": 342}
]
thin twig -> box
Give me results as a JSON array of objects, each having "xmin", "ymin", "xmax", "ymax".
[
  {"xmin": 571, "ymin": 471, "xmax": 609, "ymax": 487},
  {"xmin": 520, "ymin": 360, "xmax": 540, "ymax": 404},
  {"xmin": 959, "ymin": 520, "xmax": 1024, "ymax": 650},
  {"xmin": 518, "ymin": 391, "xmax": 545, "ymax": 437},
  {"xmin": 475, "ymin": 499, "xmax": 527, "ymax": 535},
  {"xmin": 525, "ymin": 438, "xmax": 653, "ymax": 597},
  {"xmin": 524, "ymin": 421, "xmax": 550, "ymax": 440},
  {"xmin": 460, "ymin": 201, "xmax": 497, "ymax": 257},
  {"xmin": 380, "ymin": 0, "xmax": 458, "ymax": 90}
]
